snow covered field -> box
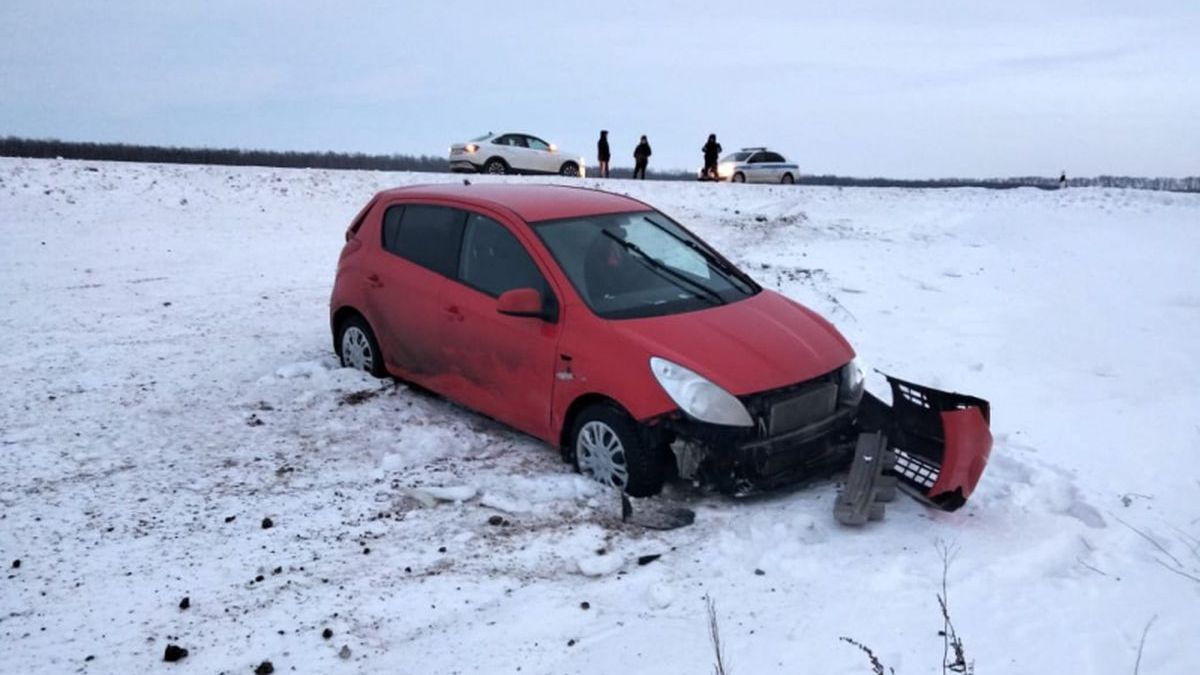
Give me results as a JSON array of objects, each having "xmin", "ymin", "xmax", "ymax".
[{"xmin": 2, "ymin": 157, "xmax": 1198, "ymax": 674}]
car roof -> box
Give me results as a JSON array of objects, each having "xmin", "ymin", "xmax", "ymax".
[{"xmin": 373, "ymin": 183, "xmax": 651, "ymax": 222}]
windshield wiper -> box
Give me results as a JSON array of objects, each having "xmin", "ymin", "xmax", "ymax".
[
  {"xmin": 600, "ymin": 230, "xmax": 726, "ymax": 306},
  {"xmin": 640, "ymin": 217, "xmax": 757, "ymax": 292}
]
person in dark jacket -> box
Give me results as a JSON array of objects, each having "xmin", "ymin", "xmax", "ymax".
[
  {"xmin": 633, "ymin": 135, "xmax": 651, "ymax": 180},
  {"xmin": 597, "ymin": 130, "xmax": 611, "ymax": 178},
  {"xmin": 702, "ymin": 133, "xmax": 722, "ymax": 180}
]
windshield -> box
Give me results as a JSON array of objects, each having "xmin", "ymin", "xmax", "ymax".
[
  {"xmin": 469, "ymin": 132, "xmax": 493, "ymax": 142},
  {"xmin": 722, "ymin": 152, "xmax": 752, "ymax": 162},
  {"xmin": 532, "ymin": 210, "xmax": 759, "ymax": 319}
]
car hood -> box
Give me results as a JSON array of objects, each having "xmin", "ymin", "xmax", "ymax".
[{"xmin": 618, "ymin": 290, "xmax": 854, "ymax": 396}]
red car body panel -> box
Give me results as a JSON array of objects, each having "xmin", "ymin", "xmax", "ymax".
[
  {"xmin": 616, "ymin": 292, "xmax": 854, "ymax": 397},
  {"xmin": 928, "ymin": 407, "xmax": 992, "ymax": 502},
  {"xmin": 367, "ymin": 183, "xmax": 644, "ymax": 222}
]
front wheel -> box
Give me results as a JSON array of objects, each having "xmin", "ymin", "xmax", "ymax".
[
  {"xmin": 337, "ymin": 314, "xmax": 387, "ymax": 377},
  {"xmin": 483, "ymin": 158, "xmax": 508, "ymax": 175},
  {"xmin": 571, "ymin": 404, "xmax": 664, "ymax": 497},
  {"xmin": 781, "ymin": 173, "xmax": 795, "ymax": 184},
  {"xmin": 559, "ymin": 161, "xmax": 580, "ymax": 177},
  {"xmin": 732, "ymin": 172, "xmax": 745, "ymax": 183}
]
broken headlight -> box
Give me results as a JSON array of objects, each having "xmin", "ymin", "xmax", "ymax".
[{"xmin": 650, "ymin": 357, "xmax": 754, "ymax": 427}]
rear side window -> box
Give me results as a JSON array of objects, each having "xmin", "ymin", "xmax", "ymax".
[
  {"xmin": 459, "ymin": 214, "xmax": 549, "ymax": 298},
  {"xmin": 763, "ymin": 152, "xmax": 785, "ymax": 163},
  {"xmin": 494, "ymin": 135, "xmax": 527, "ymax": 148},
  {"xmin": 382, "ymin": 204, "xmax": 466, "ymax": 277}
]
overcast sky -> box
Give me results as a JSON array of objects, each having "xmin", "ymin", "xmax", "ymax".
[{"xmin": 2, "ymin": 1, "xmax": 1197, "ymax": 177}]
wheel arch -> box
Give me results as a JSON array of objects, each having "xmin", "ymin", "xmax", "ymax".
[
  {"xmin": 558, "ymin": 393, "xmax": 628, "ymax": 460},
  {"xmin": 558, "ymin": 392, "xmax": 674, "ymax": 462}
]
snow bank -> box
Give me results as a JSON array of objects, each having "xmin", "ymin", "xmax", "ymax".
[{"xmin": 1, "ymin": 158, "xmax": 1198, "ymax": 674}]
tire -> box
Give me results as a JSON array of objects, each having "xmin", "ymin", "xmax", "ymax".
[
  {"xmin": 571, "ymin": 403, "xmax": 664, "ymax": 497},
  {"xmin": 732, "ymin": 172, "xmax": 745, "ymax": 183},
  {"xmin": 483, "ymin": 158, "xmax": 508, "ymax": 175},
  {"xmin": 337, "ymin": 314, "xmax": 387, "ymax": 378},
  {"xmin": 781, "ymin": 173, "xmax": 795, "ymax": 185},
  {"xmin": 559, "ymin": 161, "xmax": 580, "ymax": 177}
]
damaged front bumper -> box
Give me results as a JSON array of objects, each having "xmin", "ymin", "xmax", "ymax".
[{"xmin": 656, "ymin": 373, "xmax": 993, "ymax": 511}]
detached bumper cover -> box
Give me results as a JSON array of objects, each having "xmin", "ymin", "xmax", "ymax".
[{"xmin": 857, "ymin": 374, "xmax": 992, "ymax": 511}]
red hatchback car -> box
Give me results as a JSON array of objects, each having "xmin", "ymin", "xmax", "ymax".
[{"xmin": 330, "ymin": 184, "xmax": 991, "ymax": 507}]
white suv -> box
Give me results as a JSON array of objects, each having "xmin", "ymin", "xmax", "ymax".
[{"xmin": 450, "ymin": 132, "xmax": 585, "ymax": 177}]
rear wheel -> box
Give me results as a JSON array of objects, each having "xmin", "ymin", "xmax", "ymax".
[
  {"xmin": 337, "ymin": 314, "xmax": 387, "ymax": 378},
  {"xmin": 732, "ymin": 172, "xmax": 745, "ymax": 183},
  {"xmin": 483, "ymin": 158, "xmax": 508, "ymax": 175},
  {"xmin": 571, "ymin": 403, "xmax": 663, "ymax": 497},
  {"xmin": 781, "ymin": 173, "xmax": 795, "ymax": 184}
]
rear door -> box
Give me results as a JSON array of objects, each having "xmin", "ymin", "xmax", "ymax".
[
  {"xmin": 762, "ymin": 152, "xmax": 787, "ymax": 181},
  {"xmin": 369, "ymin": 203, "xmax": 465, "ymax": 379},
  {"xmin": 491, "ymin": 134, "xmax": 532, "ymax": 172},
  {"xmin": 438, "ymin": 210, "xmax": 563, "ymax": 439}
]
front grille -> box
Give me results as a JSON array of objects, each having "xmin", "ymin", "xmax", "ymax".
[
  {"xmin": 768, "ymin": 382, "xmax": 837, "ymax": 435},
  {"xmin": 740, "ymin": 367, "xmax": 845, "ymax": 438}
]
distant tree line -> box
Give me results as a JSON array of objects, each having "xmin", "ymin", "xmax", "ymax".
[
  {"xmin": 796, "ymin": 173, "xmax": 1200, "ymax": 192},
  {"xmin": 2, "ymin": 136, "xmax": 1195, "ymax": 192},
  {"xmin": 0, "ymin": 136, "xmax": 449, "ymax": 173}
]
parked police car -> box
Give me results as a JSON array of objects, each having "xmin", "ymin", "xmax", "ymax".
[{"xmin": 707, "ymin": 148, "xmax": 799, "ymax": 184}]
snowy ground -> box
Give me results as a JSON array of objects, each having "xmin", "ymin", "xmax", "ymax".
[{"xmin": 1, "ymin": 157, "xmax": 1198, "ymax": 674}]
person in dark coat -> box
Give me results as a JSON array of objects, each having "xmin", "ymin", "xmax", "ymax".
[
  {"xmin": 597, "ymin": 130, "xmax": 611, "ymax": 178},
  {"xmin": 633, "ymin": 135, "xmax": 651, "ymax": 180},
  {"xmin": 702, "ymin": 133, "xmax": 722, "ymax": 180}
]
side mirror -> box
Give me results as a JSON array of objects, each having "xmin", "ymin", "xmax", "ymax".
[{"xmin": 497, "ymin": 288, "xmax": 545, "ymax": 318}]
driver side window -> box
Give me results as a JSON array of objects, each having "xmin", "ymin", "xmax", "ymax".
[{"xmin": 458, "ymin": 214, "xmax": 550, "ymax": 299}]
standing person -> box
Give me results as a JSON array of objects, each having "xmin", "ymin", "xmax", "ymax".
[
  {"xmin": 597, "ymin": 130, "xmax": 611, "ymax": 178},
  {"xmin": 1059, "ymin": 170, "xmax": 1067, "ymax": 189},
  {"xmin": 702, "ymin": 133, "xmax": 722, "ymax": 180},
  {"xmin": 633, "ymin": 135, "xmax": 652, "ymax": 180}
]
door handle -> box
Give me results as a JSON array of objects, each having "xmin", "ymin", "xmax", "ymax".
[
  {"xmin": 442, "ymin": 304, "xmax": 464, "ymax": 322},
  {"xmin": 367, "ymin": 274, "xmax": 383, "ymax": 288}
]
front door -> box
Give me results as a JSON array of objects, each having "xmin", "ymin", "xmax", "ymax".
[{"xmin": 438, "ymin": 211, "xmax": 562, "ymax": 440}]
